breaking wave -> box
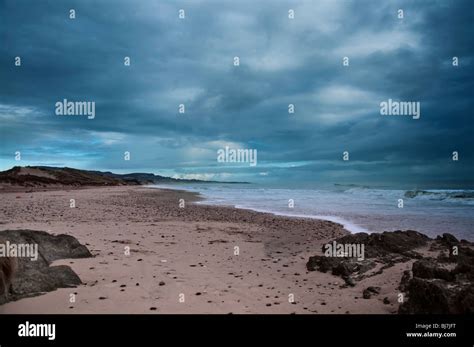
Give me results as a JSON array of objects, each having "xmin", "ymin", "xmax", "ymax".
[{"xmin": 404, "ymin": 190, "xmax": 474, "ymax": 204}]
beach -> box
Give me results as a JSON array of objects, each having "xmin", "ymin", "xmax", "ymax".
[{"xmin": 0, "ymin": 185, "xmax": 420, "ymax": 314}]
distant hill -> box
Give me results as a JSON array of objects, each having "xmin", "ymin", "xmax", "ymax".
[{"xmin": 0, "ymin": 166, "xmax": 245, "ymax": 188}]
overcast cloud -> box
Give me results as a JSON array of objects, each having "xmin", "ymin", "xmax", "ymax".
[{"xmin": 1, "ymin": 0, "xmax": 473, "ymax": 187}]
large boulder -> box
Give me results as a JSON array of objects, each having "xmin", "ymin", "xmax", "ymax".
[{"xmin": 0, "ymin": 229, "xmax": 92, "ymax": 305}]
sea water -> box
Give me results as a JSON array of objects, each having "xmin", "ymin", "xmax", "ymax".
[{"xmin": 150, "ymin": 184, "xmax": 474, "ymax": 241}]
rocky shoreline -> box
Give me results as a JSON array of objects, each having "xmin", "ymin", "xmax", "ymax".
[{"xmin": 306, "ymin": 230, "xmax": 474, "ymax": 313}]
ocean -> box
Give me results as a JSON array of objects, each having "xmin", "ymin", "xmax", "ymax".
[{"xmin": 149, "ymin": 184, "xmax": 474, "ymax": 241}]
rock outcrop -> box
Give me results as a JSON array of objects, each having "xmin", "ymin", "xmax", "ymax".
[
  {"xmin": 399, "ymin": 234, "xmax": 474, "ymax": 314},
  {"xmin": 306, "ymin": 230, "xmax": 474, "ymax": 313},
  {"xmin": 306, "ymin": 230, "xmax": 429, "ymax": 286},
  {"xmin": 0, "ymin": 229, "xmax": 92, "ymax": 305}
]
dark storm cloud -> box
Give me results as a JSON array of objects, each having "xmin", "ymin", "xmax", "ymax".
[{"xmin": 0, "ymin": 0, "xmax": 473, "ymax": 186}]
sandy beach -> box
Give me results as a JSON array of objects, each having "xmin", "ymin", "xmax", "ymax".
[{"xmin": 0, "ymin": 185, "xmax": 419, "ymax": 314}]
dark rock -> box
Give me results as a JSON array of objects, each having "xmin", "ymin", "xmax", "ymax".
[
  {"xmin": 306, "ymin": 256, "xmax": 339, "ymax": 272},
  {"xmin": 0, "ymin": 256, "xmax": 16, "ymax": 298},
  {"xmin": 452, "ymin": 247, "xmax": 474, "ymax": 281},
  {"xmin": 398, "ymin": 270, "xmax": 411, "ymax": 291},
  {"xmin": 400, "ymin": 247, "xmax": 474, "ymax": 314},
  {"xmin": 0, "ymin": 229, "xmax": 92, "ymax": 305},
  {"xmin": 307, "ymin": 230, "xmax": 474, "ymax": 314},
  {"xmin": 357, "ymin": 262, "xmax": 376, "ymax": 273},
  {"xmin": 306, "ymin": 254, "xmax": 375, "ymax": 285},
  {"xmin": 412, "ymin": 259, "xmax": 455, "ymax": 282},
  {"xmin": 342, "ymin": 275, "xmax": 355, "ymax": 287},
  {"xmin": 307, "ymin": 230, "xmax": 426, "ymax": 284},
  {"xmin": 436, "ymin": 233, "xmax": 459, "ymax": 246},
  {"xmin": 1, "ymin": 229, "xmax": 91, "ymax": 263},
  {"xmin": 454, "ymin": 284, "xmax": 474, "ymax": 313},
  {"xmin": 383, "ymin": 297, "xmax": 390, "ymax": 305},
  {"xmin": 399, "ymin": 278, "xmax": 452, "ymax": 314},
  {"xmin": 335, "ymin": 230, "xmax": 428, "ymax": 259},
  {"xmin": 362, "ymin": 286, "xmax": 381, "ymax": 299},
  {"xmin": 333, "ymin": 262, "xmax": 358, "ymax": 277}
]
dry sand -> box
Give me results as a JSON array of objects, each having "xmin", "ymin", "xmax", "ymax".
[{"xmin": 0, "ymin": 186, "xmax": 412, "ymax": 313}]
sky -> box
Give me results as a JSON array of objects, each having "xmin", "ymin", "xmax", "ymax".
[{"xmin": 1, "ymin": 0, "xmax": 473, "ymax": 187}]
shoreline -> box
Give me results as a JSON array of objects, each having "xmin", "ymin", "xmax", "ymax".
[
  {"xmin": 147, "ymin": 184, "xmax": 474, "ymax": 241},
  {"xmin": 148, "ymin": 184, "xmax": 371, "ymax": 234},
  {"xmin": 146, "ymin": 184, "xmax": 363, "ymax": 233},
  {"xmin": 0, "ymin": 186, "xmax": 432, "ymax": 313},
  {"xmin": 201, "ymin": 203, "xmax": 369, "ymax": 234}
]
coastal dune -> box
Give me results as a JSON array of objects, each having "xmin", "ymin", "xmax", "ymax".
[{"xmin": 0, "ymin": 185, "xmax": 419, "ymax": 314}]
